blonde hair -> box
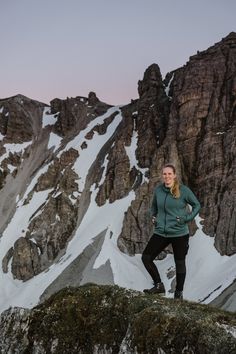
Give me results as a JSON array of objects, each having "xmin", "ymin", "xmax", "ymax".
[{"xmin": 163, "ymin": 163, "xmax": 180, "ymax": 198}]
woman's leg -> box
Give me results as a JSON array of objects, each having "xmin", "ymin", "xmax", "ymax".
[
  {"xmin": 171, "ymin": 234, "xmax": 189, "ymax": 292},
  {"xmin": 142, "ymin": 234, "xmax": 170, "ymax": 284}
]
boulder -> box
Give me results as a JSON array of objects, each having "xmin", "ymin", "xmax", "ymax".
[{"xmin": 0, "ymin": 285, "xmax": 235, "ymax": 353}]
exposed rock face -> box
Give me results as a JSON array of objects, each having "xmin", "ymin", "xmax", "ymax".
[
  {"xmin": 6, "ymin": 149, "xmax": 80, "ymax": 281},
  {"xmin": 94, "ymin": 104, "xmax": 136, "ymax": 206},
  {"xmin": 118, "ymin": 32, "xmax": 236, "ymax": 256},
  {"xmin": 165, "ymin": 32, "xmax": 236, "ymax": 255},
  {"xmin": 117, "ymin": 64, "xmax": 170, "ymax": 254},
  {"xmin": 0, "ymin": 285, "xmax": 235, "ymax": 353},
  {"xmin": 0, "ymin": 33, "xmax": 235, "ymax": 295},
  {"xmin": 136, "ymin": 63, "xmax": 170, "ymax": 168},
  {"xmin": 118, "ymin": 183, "xmax": 152, "ymax": 255},
  {"xmin": 0, "ymin": 92, "xmax": 111, "ymax": 281},
  {"xmin": 11, "ymin": 237, "xmax": 41, "ymax": 281},
  {"xmin": 0, "ymin": 94, "xmax": 46, "ymax": 191},
  {"xmin": 0, "ymin": 94, "xmax": 45, "ymax": 143},
  {"xmin": 35, "ymin": 148, "xmax": 79, "ymax": 192},
  {"xmin": 0, "ymin": 307, "xmax": 30, "ymax": 352},
  {"xmin": 51, "ymin": 92, "xmax": 111, "ymax": 136}
]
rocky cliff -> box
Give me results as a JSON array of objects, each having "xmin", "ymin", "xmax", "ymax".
[
  {"xmin": 0, "ymin": 284, "xmax": 235, "ymax": 354},
  {"xmin": 119, "ymin": 32, "xmax": 236, "ymax": 256},
  {"xmin": 0, "ymin": 33, "xmax": 235, "ymax": 312}
]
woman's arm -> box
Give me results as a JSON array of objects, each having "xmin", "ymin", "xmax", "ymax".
[{"xmin": 184, "ymin": 187, "xmax": 201, "ymax": 222}]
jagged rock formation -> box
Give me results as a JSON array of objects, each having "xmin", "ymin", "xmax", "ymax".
[
  {"xmin": 0, "ymin": 94, "xmax": 45, "ymax": 143},
  {"xmin": 0, "ymin": 285, "xmax": 235, "ymax": 353},
  {"xmin": 118, "ymin": 32, "xmax": 236, "ymax": 256},
  {"xmin": 0, "ymin": 92, "xmax": 114, "ymax": 282},
  {"xmin": 136, "ymin": 63, "xmax": 170, "ymax": 167},
  {"xmin": 0, "ymin": 33, "xmax": 235, "ymax": 310},
  {"xmin": 95, "ymin": 105, "xmax": 138, "ymax": 206},
  {"xmin": 0, "ymin": 94, "xmax": 47, "ymax": 191},
  {"xmin": 51, "ymin": 92, "xmax": 110, "ymax": 136},
  {"xmin": 165, "ymin": 32, "xmax": 236, "ymax": 256}
]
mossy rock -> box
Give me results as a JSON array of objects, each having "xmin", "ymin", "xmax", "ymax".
[{"xmin": 1, "ymin": 284, "xmax": 236, "ymax": 353}]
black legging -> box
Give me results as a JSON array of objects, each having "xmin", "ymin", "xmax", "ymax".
[{"xmin": 142, "ymin": 234, "xmax": 189, "ymax": 291}]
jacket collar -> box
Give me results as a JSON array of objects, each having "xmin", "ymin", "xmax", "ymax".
[{"xmin": 161, "ymin": 183, "xmax": 171, "ymax": 193}]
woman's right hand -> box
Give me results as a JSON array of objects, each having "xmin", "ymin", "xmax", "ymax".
[
  {"xmin": 176, "ymin": 216, "xmax": 185, "ymax": 225},
  {"xmin": 152, "ymin": 216, "xmax": 156, "ymax": 225}
]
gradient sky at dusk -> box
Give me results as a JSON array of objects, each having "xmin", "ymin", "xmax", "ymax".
[{"xmin": 1, "ymin": 0, "xmax": 235, "ymax": 105}]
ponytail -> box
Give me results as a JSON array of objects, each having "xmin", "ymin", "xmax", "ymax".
[
  {"xmin": 170, "ymin": 179, "xmax": 180, "ymax": 198},
  {"xmin": 163, "ymin": 163, "xmax": 180, "ymax": 198}
]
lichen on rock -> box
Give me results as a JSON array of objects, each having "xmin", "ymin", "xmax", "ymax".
[{"xmin": 0, "ymin": 284, "xmax": 235, "ymax": 353}]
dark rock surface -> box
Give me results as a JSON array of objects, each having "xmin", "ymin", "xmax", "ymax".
[
  {"xmin": 0, "ymin": 285, "xmax": 235, "ymax": 353},
  {"xmin": 0, "ymin": 33, "xmax": 235, "ymax": 289},
  {"xmin": 118, "ymin": 32, "xmax": 236, "ymax": 256},
  {"xmin": 50, "ymin": 92, "xmax": 111, "ymax": 136},
  {"xmin": 0, "ymin": 94, "xmax": 45, "ymax": 143}
]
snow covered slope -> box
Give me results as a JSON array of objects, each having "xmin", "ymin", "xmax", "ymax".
[{"xmin": 0, "ymin": 100, "xmax": 235, "ymax": 314}]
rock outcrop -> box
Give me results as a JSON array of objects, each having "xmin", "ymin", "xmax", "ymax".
[
  {"xmin": 0, "ymin": 94, "xmax": 45, "ymax": 143},
  {"xmin": 117, "ymin": 64, "xmax": 171, "ymax": 254},
  {"xmin": 3, "ymin": 148, "xmax": 80, "ymax": 281},
  {"xmin": 0, "ymin": 94, "xmax": 47, "ymax": 190},
  {"xmin": 165, "ymin": 32, "xmax": 236, "ymax": 256},
  {"xmin": 118, "ymin": 32, "xmax": 236, "ymax": 256},
  {"xmin": 95, "ymin": 105, "xmax": 137, "ymax": 206},
  {"xmin": 0, "ymin": 285, "xmax": 235, "ymax": 353},
  {"xmin": 0, "ymin": 33, "xmax": 235, "ymax": 299},
  {"xmin": 51, "ymin": 92, "xmax": 111, "ymax": 136},
  {"xmin": 0, "ymin": 92, "xmax": 111, "ymax": 281}
]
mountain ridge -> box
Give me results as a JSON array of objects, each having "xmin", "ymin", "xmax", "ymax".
[{"xmin": 0, "ymin": 32, "xmax": 235, "ymax": 313}]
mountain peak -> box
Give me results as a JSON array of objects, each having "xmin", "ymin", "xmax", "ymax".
[
  {"xmin": 137, "ymin": 63, "xmax": 164, "ymax": 99},
  {"xmin": 0, "ymin": 94, "xmax": 46, "ymax": 106},
  {"xmin": 223, "ymin": 31, "xmax": 236, "ymax": 41},
  {"xmin": 142, "ymin": 63, "xmax": 162, "ymax": 83}
]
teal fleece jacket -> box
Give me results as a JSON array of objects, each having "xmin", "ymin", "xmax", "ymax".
[{"xmin": 151, "ymin": 183, "xmax": 201, "ymax": 237}]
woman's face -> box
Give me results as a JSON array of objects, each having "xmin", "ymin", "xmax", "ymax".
[{"xmin": 162, "ymin": 167, "xmax": 176, "ymax": 187}]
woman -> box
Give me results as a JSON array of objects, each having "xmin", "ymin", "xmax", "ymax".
[{"xmin": 142, "ymin": 164, "xmax": 201, "ymax": 299}]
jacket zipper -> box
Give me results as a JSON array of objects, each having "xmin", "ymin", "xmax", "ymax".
[{"xmin": 163, "ymin": 192, "xmax": 168, "ymax": 234}]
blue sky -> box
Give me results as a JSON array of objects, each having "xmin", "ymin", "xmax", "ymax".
[{"xmin": 1, "ymin": 0, "xmax": 235, "ymax": 105}]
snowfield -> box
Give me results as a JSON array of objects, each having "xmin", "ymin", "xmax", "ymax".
[{"xmin": 0, "ymin": 105, "xmax": 235, "ymax": 314}]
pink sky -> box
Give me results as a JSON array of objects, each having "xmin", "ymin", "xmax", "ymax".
[{"xmin": 1, "ymin": 0, "xmax": 235, "ymax": 105}]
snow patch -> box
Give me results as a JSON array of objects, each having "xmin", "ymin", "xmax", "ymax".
[
  {"xmin": 47, "ymin": 132, "xmax": 62, "ymax": 150},
  {"xmin": 0, "ymin": 104, "xmax": 236, "ymax": 316},
  {"xmin": 42, "ymin": 107, "xmax": 58, "ymax": 127},
  {"xmin": 184, "ymin": 217, "xmax": 236, "ymax": 304},
  {"xmin": 125, "ymin": 130, "xmax": 149, "ymax": 183},
  {"xmin": 97, "ymin": 154, "xmax": 109, "ymax": 189},
  {"xmin": 7, "ymin": 164, "xmax": 16, "ymax": 173},
  {"xmin": 165, "ymin": 73, "xmax": 174, "ymax": 96},
  {"xmin": 60, "ymin": 106, "xmax": 122, "ymax": 190},
  {"xmin": 0, "ymin": 141, "xmax": 32, "ymax": 165},
  {"xmin": 18, "ymin": 162, "xmax": 53, "ymax": 206}
]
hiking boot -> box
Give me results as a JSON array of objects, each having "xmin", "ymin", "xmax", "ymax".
[
  {"xmin": 174, "ymin": 290, "xmax": 183, "ymax": 300},
  {"xmin": 143, "ymin": 282, "xmax": 165, "ymax": 294}
]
